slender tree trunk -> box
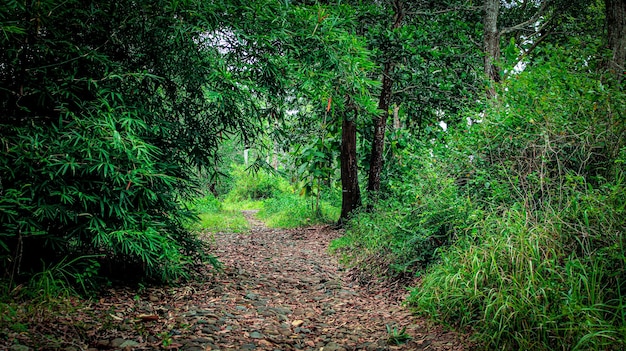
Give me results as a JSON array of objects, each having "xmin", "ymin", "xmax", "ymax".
[
  {"xmin": 392, "ymin": 104, "xmax": 400, "ymax": 130},
  {"xmin": 606, "ymin": 0, "xmax": 626, "ymax": 80},
  {"xmin": 366, "ymin": 61, "xmax": 393, "ymax": 197},
  {"xmin": 339, "ymin": 109, "xmax": 361, "ymax": 223},
  {"xmin": 366, "ymin": 0, "xmax": 404, "ymax": 205},
  {"xmin": 484, "ymin": 0, "xmax": 500, "ymax": 97}
]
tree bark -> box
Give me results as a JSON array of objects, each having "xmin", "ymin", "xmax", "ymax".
[
  {"xmin": 392, "ymin": 104, "xmax": 400, "ymax": 130},
  {"xmin": 339, "ymin": 109, "xmax": 362, "ymax": 223},
  {"xmin": 606, "ymin": 0, "xmax": 626, "ymax": 80},
  {"xmin": 483, "ymin": 0, "xmax": 500, "ymax": 97},
  {"xmin": 366, "ymin": 61, "xmax": 393, "ymax": 196},
  {"xmin": 366, "ymin": 0, "xmax": 404, "ymax": 204}
]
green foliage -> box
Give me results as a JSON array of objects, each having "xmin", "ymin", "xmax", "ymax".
[
  {"xmin": 330, "ymin": 139, "xmax": 478, "ymax": 277},
  {"xmin": 362, "ymin": 2, "xmax": 484, "ymax": 132},
  {"xmin": 405, "ymin": 42, "xmax": 626, "ymax": 350},
  {"xmin": 186, "ymin": 195, "xmax": 223, "ymax": 214},
  {"xmin": 194, "ymin": 166, "xmax": 339, "ymax": 230},
  {"xmin": 258, "ymin": 193, "xmax": 340, "ymax": 229},
  {"xmin": 196, "ymin": 212, "xmax": 249, "ymax": 233},
  {"xmin": 225, "ymin": 165, "xmax": 291, "ymax": 202},
  {"xmin": 223, "ymin": 199, "xmax": 265, "ymax": 212},
  {"xmin": 184, "ymin": 194, "xmax": 248, "ymax": 233},
  {"xmin": 0, "ymin": 0, "xmax": 262, "ymax": 290},
  {"xmin": 27, "ymin": 256, "xmax": 102, "ymax": 299},
  {"xmin": 408, "ymin": 205, "xmax": 625, "ymax": 350},
  {"xmin": 385, "ymin": 324, "xmax": 412, "ymax": 345}
]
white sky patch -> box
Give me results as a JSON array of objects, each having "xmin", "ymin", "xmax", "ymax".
[
  {"xmin": 513, "ymin": 60, "xmax": 527, "ymax": 73},
  {"xmin": 439, "ymin": 120, "xmax": 447, "ymax": 131}
]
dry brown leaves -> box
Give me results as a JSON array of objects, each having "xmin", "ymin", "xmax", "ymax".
[{"xmin": 0, "ymin": 211, "xmax": 472, "ymax": 351}]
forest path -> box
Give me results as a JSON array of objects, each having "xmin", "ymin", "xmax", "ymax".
[
  {"xmin": 187, "ymin": 211, "xmax": 469, "ymax": 351},
  {"xmin": 2, "ymin": 211, "xmax": 470, "ymax": 351}
]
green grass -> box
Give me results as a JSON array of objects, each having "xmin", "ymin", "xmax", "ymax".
[
  {"xmin": 406, "ymin": 208, "xmax": 626, "ymax": 351},
  {"xmin": 186, "ymin": 195, "xmax": 250, "ymax": 233},
  {"xmin": 190, "ymin": 180, "xmax": 340, "ymax": 232},
  {"xmin": 257, "ymin": 193, "xmax": 339, "ymax": 228},
  {"xmin": 195, "ymin": 211, "xmax": 249, "ymax": 233},
  {"xmin": 222, "ymin": 198, "xmax": 264, "ymax": 211}
]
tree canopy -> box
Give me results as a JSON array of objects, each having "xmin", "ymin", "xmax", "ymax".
[{"xmin": 1, "ymin": 1, "xmax": 625, "ymax": 347}]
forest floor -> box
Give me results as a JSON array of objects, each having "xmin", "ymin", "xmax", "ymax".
[{"xmin": 2, "ymin": 211, "xmax": 472, "ymax": 351}]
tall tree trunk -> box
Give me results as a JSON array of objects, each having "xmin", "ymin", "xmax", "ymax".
[
  {"xmin": 366, "ymin": 61, "xmax": 393, "ymax": 197},
  {"xmin": 484, "ymin": 0, "xmax": 500, "ymax": 97},
  {"xmin": 366, "ymin": 0, "xmax": 404, "ymax": 205},
  {"xmin": 392, "ymin": 104, "xmax": 400, "ymax": 130},
  {"xmin": 606, "ymin": 0, "xmax": 626, "ymax": 80},
  {"xmin": 339, "ymin": 109, "xmax": 362, "ymax": 223}
]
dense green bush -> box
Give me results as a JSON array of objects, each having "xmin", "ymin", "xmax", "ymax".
[
  {"xmin": 330, "ymin": 145, "xmax": 478, "ymax": 277},
  {"xmin": 330, "ymin": 39, "xmax": 626, "ymax": 349},
  {"xmin": 225, "ymin": 165, "xmax": 292, "ymax": 201},
  {"xmin": 406, "ymin": 43, "xmax": 626, "ymax": 350},
  {"xmin": 0, "ymin": 0, "xmax": 256, "ymax": 290},
  {"xmin": 408, "ymin": 205, "xmax": 625, "ymax": 350}
]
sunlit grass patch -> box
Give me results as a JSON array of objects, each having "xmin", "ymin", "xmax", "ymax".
[
  {"xmin": 186, "ymin": 195, "xmax": 251, "ymax": 233},
  {"xmin": 257, "ymin": 193, "xmax": 339, "ymax": 228},
  {"xmin": 196, "ymin": 211, "xmax": 249, "ymax": 233},
  {"xmin": 222, "ymin": 199, "xmax": 264, "ymax": 211}
]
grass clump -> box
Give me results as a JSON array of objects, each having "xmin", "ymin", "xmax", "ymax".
[
  {"xmin": 195, "ymin": 212, "xmax": 249, "ymax": 233},
  {"xmin": 222, "ymin": 198, "xmax": 264, "ymax": 211},
  {"xmin": 403, "ymin": 43, "xmax": 626, "ymax": 350},
  {"xmin": 257, "ymin": 192, "xmax": 340, "ymax": 228},
  {"xmin": 408, "ymin": 205, "xmax": 626, "ymax": 350},
  {"xmin": 186, "ymin": 194, "xmax": 249, "ymax": 233}
]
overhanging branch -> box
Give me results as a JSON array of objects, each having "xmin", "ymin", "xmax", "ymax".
[{"xmin": 499, "ymin": 1, "xmax": 549, "ymax": 36}]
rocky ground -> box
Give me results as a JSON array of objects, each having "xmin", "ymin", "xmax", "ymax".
[{"xmin": 2, "ymin": 211, "xmax": 471, "ymax": 351}]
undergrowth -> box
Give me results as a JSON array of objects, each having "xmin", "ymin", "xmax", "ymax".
[
  {"xmin": 257, "ymin": 193, "xmax": 340, "ymax": 228},
  {"xmin": 334, "ymin": 42, "xmax": 626, "ymax": 349},
  {"xmin": 222, "ymin": 164, "xmax": 340, "ymax": 228},
  {"xmin": 186, "ymin": 194, "xmax": 249, "ymax": 233}
]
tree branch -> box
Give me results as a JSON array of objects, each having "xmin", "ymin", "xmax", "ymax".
[
  {"xmin": 499, "ymin": 1, "xmax": 549, "ymax": 36},
  {"xmin": 407, "ymin": 6, "xmax": 482, "ymax": 16}
]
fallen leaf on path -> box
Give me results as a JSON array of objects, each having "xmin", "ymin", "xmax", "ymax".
[
  {"xmin": 109, "ymin": 313, "xmax": 124, "ymax": 321},
  {"xmin": 136, "ymin": 314, "xmax": 159, "ymax": 322}
]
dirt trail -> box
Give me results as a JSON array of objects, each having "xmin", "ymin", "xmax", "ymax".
[
  {"xmin": 2, "ymin": 211, "xmax": 470, "ymax": 351},
  {"xmin": 196, "ymin": 211, "xmax": 469, "ymax": 351}
]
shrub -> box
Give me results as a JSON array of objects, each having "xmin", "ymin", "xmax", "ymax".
[
  {"xmin": 225, "ymin": 165, "xmax": 291, "ymax": 201},
  {"xmin": 408, "ymin": 204, "xmax": 625, "ymax": 351},
  {"xmin": 407, "ymin": 42, "xmax": 626, "ymax": 350},
  {"xmin": 0, "ymin": 0, "xmax": 231, "ymax": 290},
  {"xmin": 331, "ymin": 136, "xmax": 479, "ymax": 278}
]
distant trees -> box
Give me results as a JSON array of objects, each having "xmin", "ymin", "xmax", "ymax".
[
  {"xmin": 0, "ymin": 0, "xmax": 381, "ymax": 284},
  {"xmin": 1, "ymin": 0, "xmax": 621, "ymax": 287}
]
